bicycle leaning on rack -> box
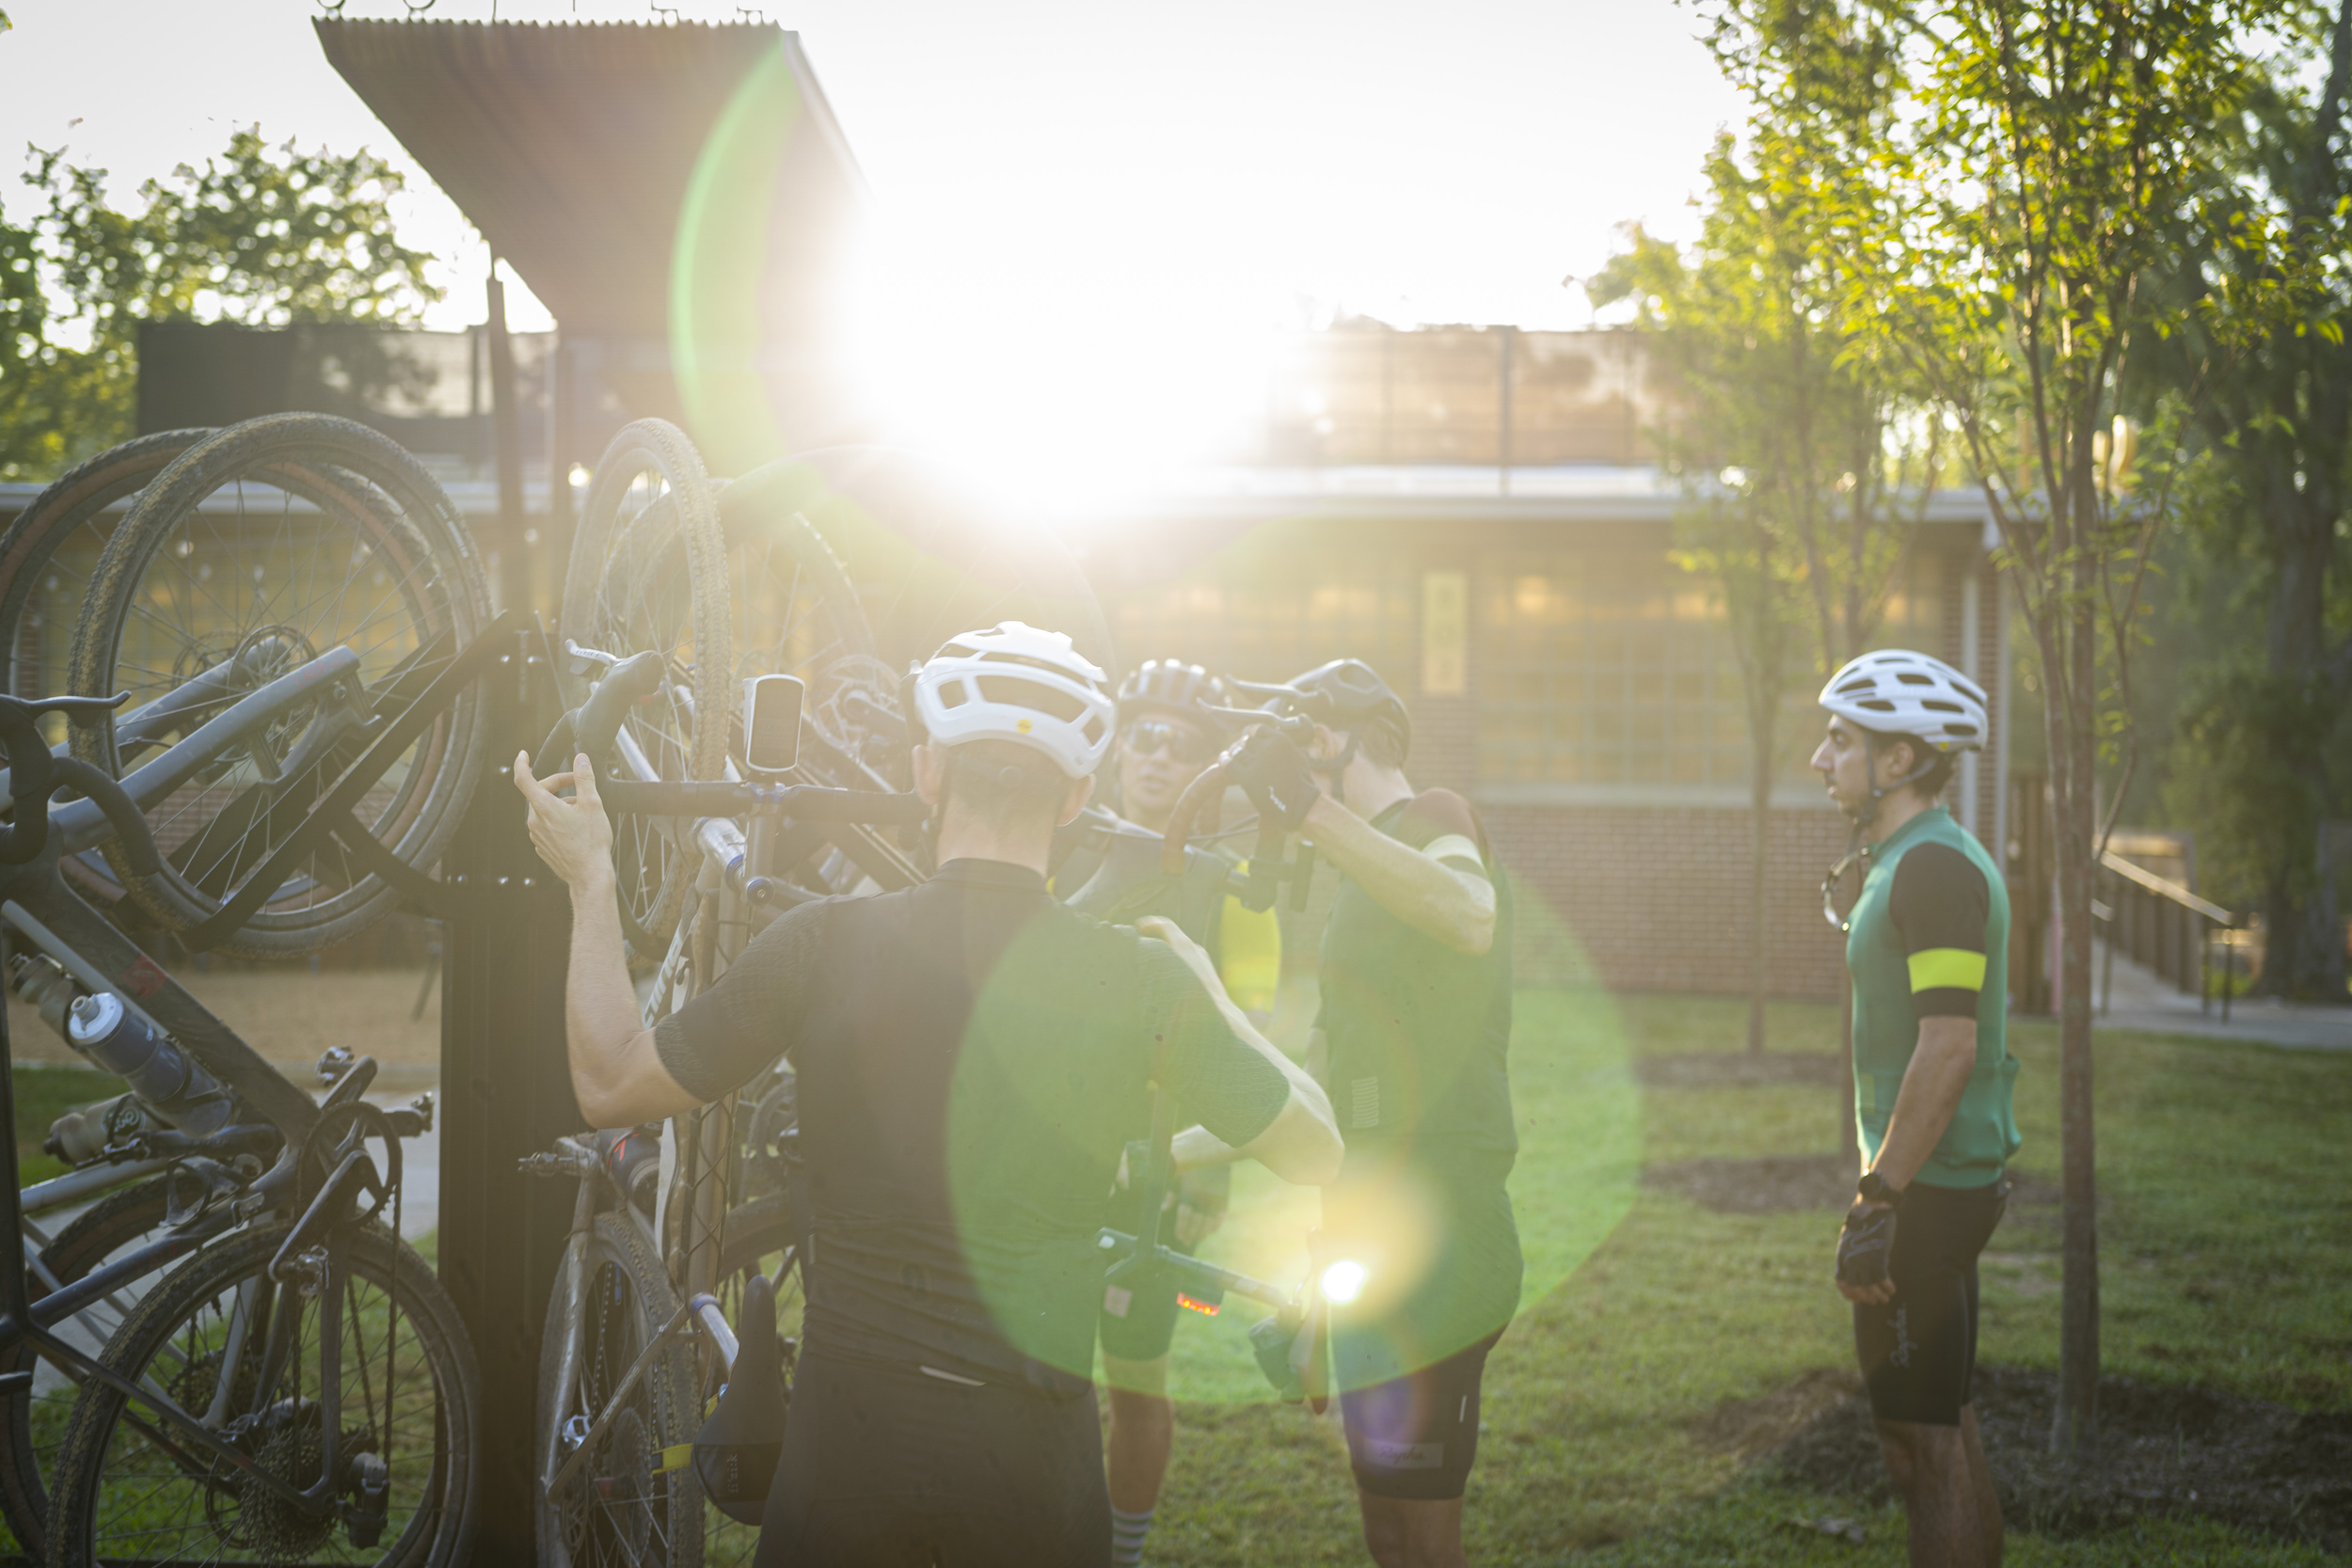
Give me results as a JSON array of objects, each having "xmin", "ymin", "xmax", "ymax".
[
  {"xmin": 0, "ymin": 678, "xmax": 483, "ymax": 1568},
  {"xmin": 0, "ymin": 411, "xmax": 512, "ymax": 1566},
  {"xmin": 525, "ymin": 647, "xmax": 1343, "ymax": 1568}
]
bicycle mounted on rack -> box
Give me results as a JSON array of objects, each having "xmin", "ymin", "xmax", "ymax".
[
  {"xmin": 0, "ymin": 641, "xmax": 503, "ymax": 1563},
  {"xmin": 523, "ymin": 641, "xmax": 1343, "ymax": 1563}
]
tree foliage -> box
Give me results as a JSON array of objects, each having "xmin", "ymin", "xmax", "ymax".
[
  {"xmin": 0, "ymin": 128, "xmax": 439, "ymax": 481},
  {"xmin": 1592, "ymin": 5, "xmax": 1943, "ymax": 1057},
  {"xmin": 2136, "ymin": 3, "xmax": 2352, "ymax": 999}
]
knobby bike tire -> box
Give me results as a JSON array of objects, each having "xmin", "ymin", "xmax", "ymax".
[
  {"xmin": 558, "ymin": 420, "xmax": 730, "ymax": 959},
  {"xmin": 45, "ymin": 1218, "xmax": 480, "ymax": 1568},
  {"xmin": 0, "ymin": 1177, "xmax": 172, "ymax": 1560},
  {"xmin": 66, "ymin": 413, "xmax": 492, "ymax": 958},
  {"xmin": 537, "ymin": 1212, "xmax": 704, "ymax": 1568},
  {"xmin": 0, "ymin": 431, "xmax": 212, "ymax": 908}
]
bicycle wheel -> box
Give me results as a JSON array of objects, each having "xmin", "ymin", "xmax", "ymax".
[
  {"xmin": 0, "ymin": 1177, "xmax": 173, "ymax": 1559},
  {"xmin": 66, "ymin": 413, "xmax": 494, "ymax": 958},
  {"xmin": 46, "ymin": 1218, "xmax": 480, "ymax": 1568},
  {"xmin": 699, "ymin": 1196, "xmax": 801, "ymax": 1568},
  {"xmin": 558, "ymin": 420, "xmax": 729, "ymax": 959},
  {"xmin": 538, "ymin": 1212, "xmax": 703, "ymax": 1568},
  {"xmin": 0, "ymin": 431, "xmax": 212, "ymax": 907}
]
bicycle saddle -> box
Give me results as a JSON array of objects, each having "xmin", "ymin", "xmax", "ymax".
[{"xmin": 693, "ymin": 1271, "xmax": 787, "ymax": 1525}]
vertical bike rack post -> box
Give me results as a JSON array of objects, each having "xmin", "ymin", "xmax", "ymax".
[{"xmin": 437, "ymin": 620, "xmax": 578, "ymax": 1560}]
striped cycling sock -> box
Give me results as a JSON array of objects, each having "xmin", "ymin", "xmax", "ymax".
[{"xmin": 1110, "ymin": 1505, "xmax": 1154, "ymax": 1567}]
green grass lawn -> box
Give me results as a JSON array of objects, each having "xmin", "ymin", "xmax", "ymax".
[
  {"xmin": 9, "ymin": 1059, "xmax": 119, "ymax": 1186},
  {"xmin": 1135, "ymin": 991, "xmax": 2351, "ymax": 1565},
  {"xmin": 10, "ymin": 995, "xmax": 2345, "ymax": 1563}
]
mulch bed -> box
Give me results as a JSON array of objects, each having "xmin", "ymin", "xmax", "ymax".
[
  {"xmin": 1694, "ymin": 1364, "xmax": 2352, "ymax": 1552},
  {"xmin": 1642, "ymin": 1154, "xmax": 2063, "ymax": 1215},
  {"xmin": 1635, "ymin": 1053, "xmax": 1843, "ymax": 1089}
]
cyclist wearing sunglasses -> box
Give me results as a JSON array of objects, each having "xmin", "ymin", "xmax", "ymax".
[
  {"xmin": 516, "ymin": 624, "xmax": 1343, "ymax": 1568},
  {"xmin": 1069, "ymin": 658, "xmax": 1282, "ymax": 1566}
]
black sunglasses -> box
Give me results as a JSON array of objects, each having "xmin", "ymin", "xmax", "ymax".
[{"xmin": 1122, "ymin": 717, "xmax": 1216, "ymax": 765}]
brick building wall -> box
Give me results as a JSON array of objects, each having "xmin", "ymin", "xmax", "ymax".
[{"xmin": 1480, "ymin": 800, "xmax": 1852, "ymax": 996}]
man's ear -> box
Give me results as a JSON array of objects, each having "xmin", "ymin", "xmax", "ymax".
[
  {"xmin": 913, "ymin": 743, "xmax": 947, "ymax": 806},
  {"xmin": 1056, "ymin": 771, "xmax": 1095, "ymax": 828},
  {"xmin": 1310, "ymin": 721, "xmax": 1343, "ymax": 764}
]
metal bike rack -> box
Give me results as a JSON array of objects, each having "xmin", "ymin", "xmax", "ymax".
[{"xmin": 433, "ymin": 617, "xmax": 582, "ymax": 1563}]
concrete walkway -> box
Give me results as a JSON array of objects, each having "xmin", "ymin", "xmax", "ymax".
[{"xmin": 2092, "ymin": 944, "xmax": 2352, "ymax": 1051}]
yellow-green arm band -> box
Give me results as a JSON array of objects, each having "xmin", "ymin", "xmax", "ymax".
[
  {"xmin": 1907, "ymin": 948, "xmax": 1987, "ymax": 993},
  {"xmin": 1420, "ymin": 832, "xmax": 1485, "ymax": 871}
]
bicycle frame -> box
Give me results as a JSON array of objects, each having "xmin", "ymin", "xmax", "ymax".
[{"xmin": 0, "ymin": 617, "xmax": 521, "ymax": 1534}]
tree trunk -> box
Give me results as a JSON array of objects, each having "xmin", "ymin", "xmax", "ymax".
[
  {"xmin": 2050, "ymin": 568, "xmax": 2103, "ymax": 1455},
  {"xmin": 2256, "ymin": 483, "xmax": 2350, "ymax": 1002},
  {"xmin": 1748, "ymin": 700, "xmax": 1774, "ymax": 1054}
]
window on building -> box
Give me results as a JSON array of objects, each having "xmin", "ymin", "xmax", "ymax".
[
  {"xmin": 1476, "ymin": 549, "xmax": 1947, "ymax": 796},
  {"xmin": 1108, "ymin": 554, "xmax": 1421, "ymax": 690}
]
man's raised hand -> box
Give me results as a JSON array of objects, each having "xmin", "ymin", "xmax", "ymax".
[{"xmin": 513, "ymin": 749, "xmax": 615, "ymax": 892}]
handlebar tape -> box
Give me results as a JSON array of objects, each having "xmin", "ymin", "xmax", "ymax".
[
  {"xmin": 572, "ymin": 652, "xmax": 669, "ymax": 775},
  {"xmin": 532, "ymin": 709, "xmax": 578, "ymax": 780},
  {"xmin": 1161, "ymin": 762, "xmax": 1229, "ymax": 876},
  {"xmin": 48, "ymin": 757, "xmax": 162, "ymax": 877}
]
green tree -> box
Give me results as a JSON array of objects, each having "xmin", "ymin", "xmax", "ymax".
[
  {"xmin": 1825, "ymin": 0, "xmax": 2282, "ymax": 1451},
  {"xmin": 2139, "ymin": 1, "xmax": 2352, "ymax": 1001},
  {"xmin": 0, "ymin": 127, "xmax": 439, "ymax": 481},
  {"xmin": 1595, "ymin": 5, "xmax": 1936, "ymax": 1064}
]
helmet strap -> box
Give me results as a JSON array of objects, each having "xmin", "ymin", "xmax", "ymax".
[{"xmin": 1310, "ymin": 729, "xmax": 1361, "ymax": 812}]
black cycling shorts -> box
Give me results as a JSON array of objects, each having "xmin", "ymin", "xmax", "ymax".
[
  {"xmin": 1339, "ymin": 1331, "xmax": 1501, "ymax": 1501},
  {"xmin": 1852, "ymin": 1179, "xmax": 2009, "ymax": 1428},
  {"xmin": 755, "ymin": 1351, "xmax": 1110, "ymax": 1568}
]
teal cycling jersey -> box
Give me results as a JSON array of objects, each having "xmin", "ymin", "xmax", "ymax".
[{"xmin": 1844, "ymin": 806, "xmax": 2021, "ymax": 1188}]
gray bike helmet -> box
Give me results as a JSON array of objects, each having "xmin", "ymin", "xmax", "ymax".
[{"xmin": 1118, "ymin": 659, "xmax": 1232, "ymax": 731}]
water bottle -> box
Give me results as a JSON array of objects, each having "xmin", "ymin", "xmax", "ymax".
[{"xmin": 65, "ymin": 992, "xmax": 233, "ymax": 1137}]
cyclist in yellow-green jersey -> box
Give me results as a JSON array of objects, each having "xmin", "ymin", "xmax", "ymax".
[{"xmin": 1065, "ymin": 658, "xmax": 1280, "ymax": 1568}]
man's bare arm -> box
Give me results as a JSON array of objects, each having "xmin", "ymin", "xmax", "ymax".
[
  {"xmin": 1139, "ymin": 917, "xmax": 1342, "ymax": 1187},
  {"xmin": 1301, "ymin": 795, "xmax": 1495, "ymax": 955},
  {"xmin": 1868, "ymin": 1016, "xmax": 1979, "ymax": 1190},
  {"xmin": 516, "ymin": 751, "xmax": 700, "ymax": 1128}
]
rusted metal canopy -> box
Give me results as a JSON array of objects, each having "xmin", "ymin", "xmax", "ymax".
[{"xmin": 315, "ymin": 19, "xmax": 864, "ymax": 337}]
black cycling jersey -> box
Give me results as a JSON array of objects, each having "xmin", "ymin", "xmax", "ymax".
[{"xmin": 655, "ymin": 858, "xmax": 1291, "ymax": 1385}]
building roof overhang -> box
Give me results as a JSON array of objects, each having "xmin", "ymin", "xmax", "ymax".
[{"xmin": 314, "ymin": 19, "xmax": 865, "ymax": 337}]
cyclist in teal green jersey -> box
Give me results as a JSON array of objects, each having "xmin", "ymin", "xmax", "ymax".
[{"xmin": 1812, "ymin": 648, "xmax": 2014, "ymax": 1568}]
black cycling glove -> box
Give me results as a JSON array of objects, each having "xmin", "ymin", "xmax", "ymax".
[
  {"xmin": 1835, "ymin": 1202, "xmax": 1899, "ymax": 1291},
  {"xmin": 1223, "ymin": 726, "xmax": 1319, "ymax": 834}
]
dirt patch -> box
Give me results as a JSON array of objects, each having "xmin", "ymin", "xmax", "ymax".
[
  {"xmin": 1636, "ymin": 1053, "xmax": 1841, "ymax": 1088},
  {"xmin": 1643, "ymin": 1156, "xmax": 2063, "ymax": 1216},
  {"xmin": 7, "ymin": 967, "xmax": 442, "ymax": 1079},
  {"xmin": 1709, "ymin": 1363, "xmax": 2352, "ymax": 1552}
]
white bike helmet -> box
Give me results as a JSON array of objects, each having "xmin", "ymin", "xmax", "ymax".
[
  {"xmin": 913, "ymin": 621, "xmax": 1116, "ymax": 779},
  {"xmin": 1818, "ymin": 649, "xmax": 1988, "ymax": 752}
]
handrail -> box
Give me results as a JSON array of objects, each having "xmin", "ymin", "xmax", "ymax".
[{"xmin": 2098, "ymin": 849, "xmax": 2231, "ymax": 925}]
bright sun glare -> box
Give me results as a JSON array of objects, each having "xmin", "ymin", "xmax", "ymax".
[
  {"xmin": 1319, "ymin": 1259, "xmax": 1370, "ymax": 1305},
  {"xmin": 837, "ymin": 209, "xmax": 1287, "ymax": 525}
]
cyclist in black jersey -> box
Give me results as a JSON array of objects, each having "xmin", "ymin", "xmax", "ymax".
[
  {"xmin": 516, "ymin": 622, "xmax": 1343, "ymax": 1568},
  {"xmin": 1215, "ymin": 658, "xmax": 1518, "ymax": 1568},
  {"xmin": 1067, "ymin": 658, "xmax": 1282, "ymax": 1568}
]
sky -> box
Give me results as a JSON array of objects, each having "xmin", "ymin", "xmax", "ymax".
[{"xmin": 0, "ymin": 0, "xmax": 1745, "ymax": 472}]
